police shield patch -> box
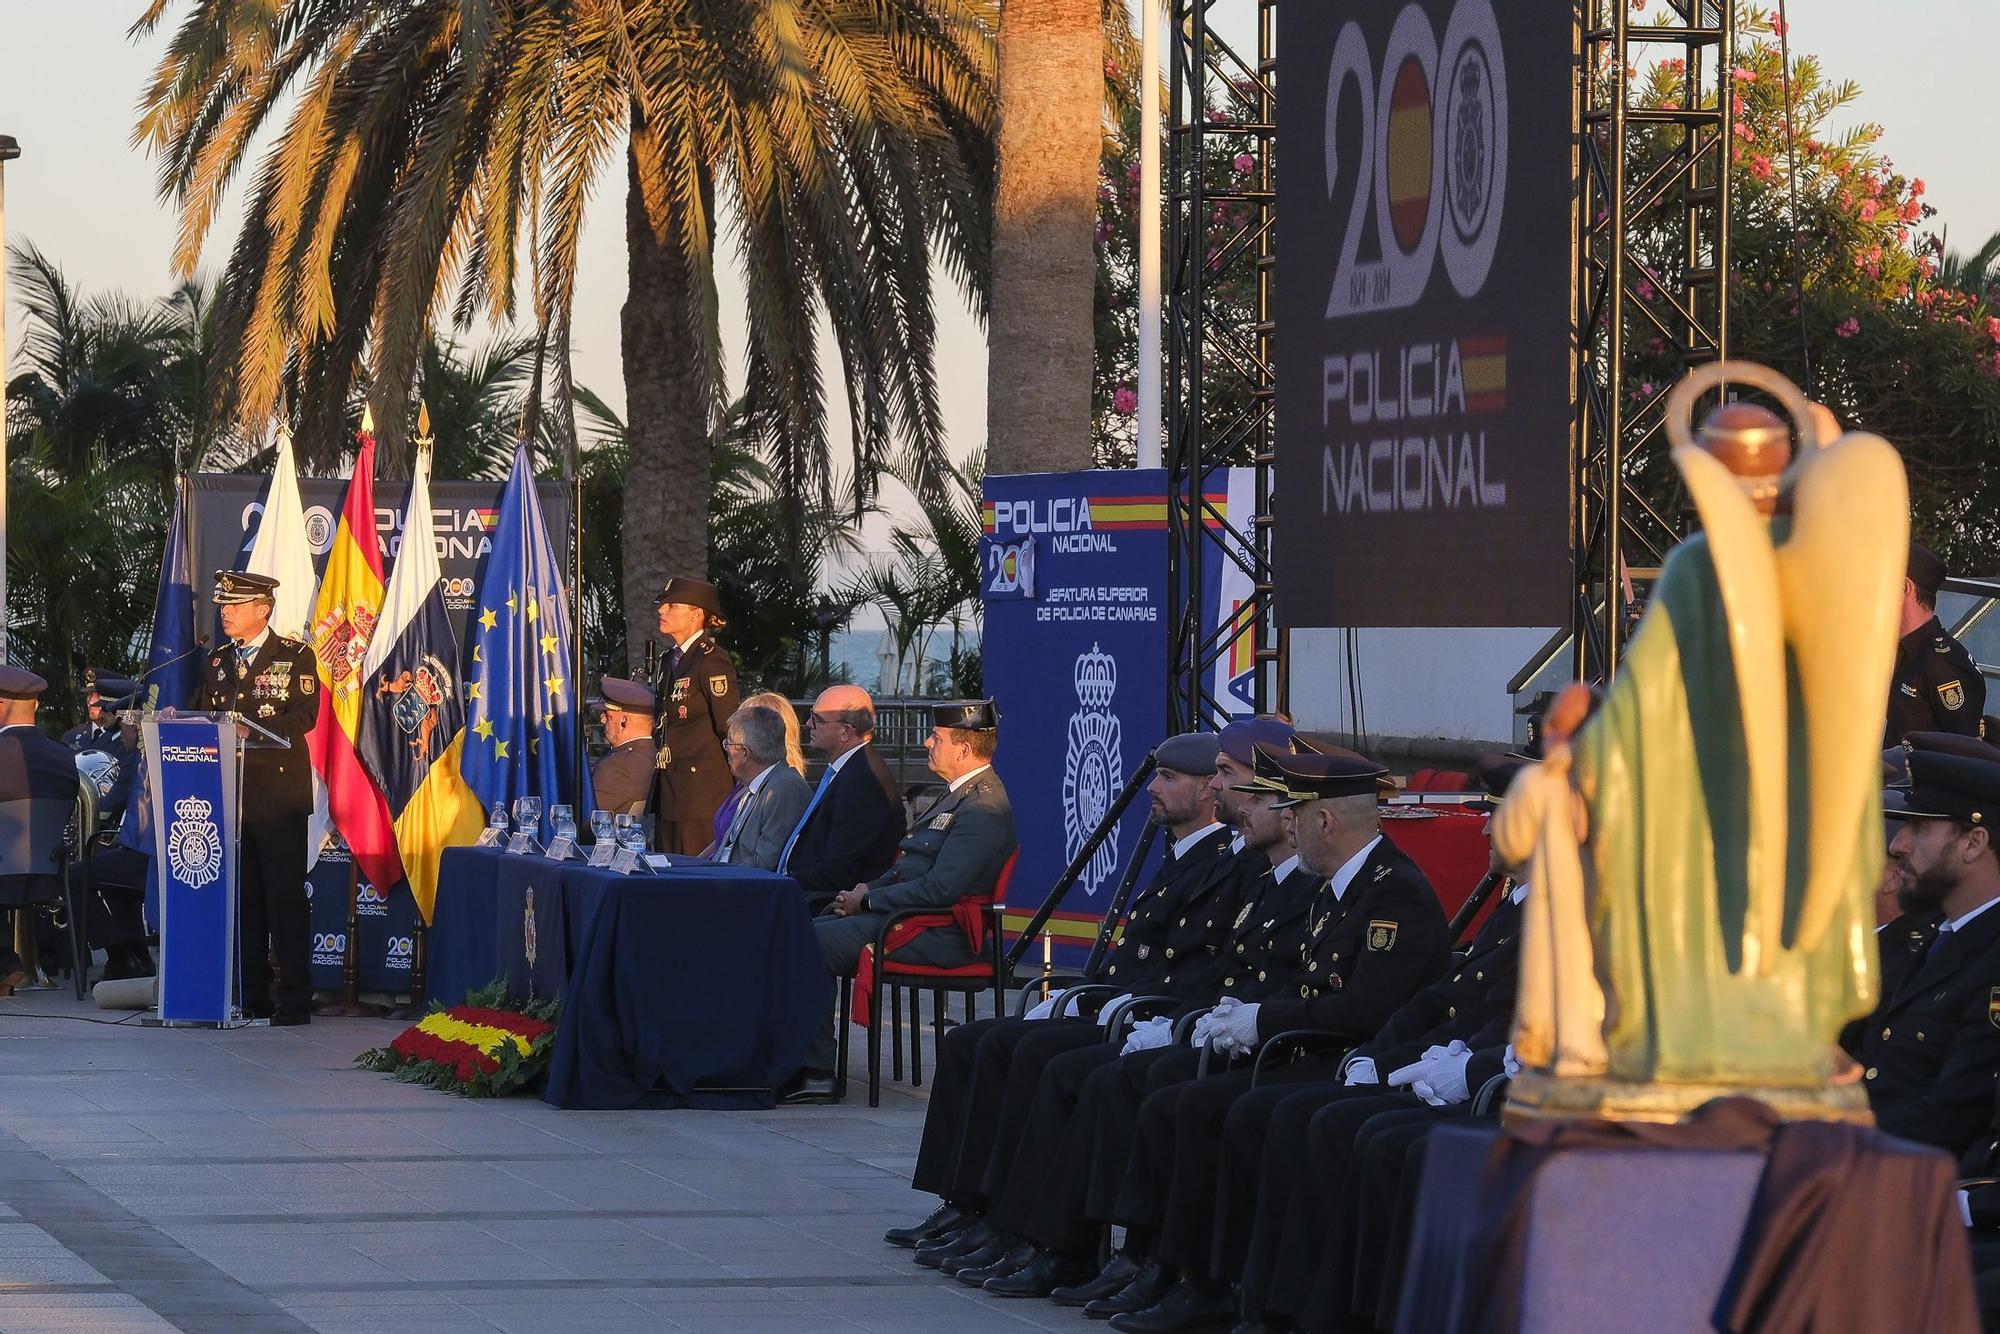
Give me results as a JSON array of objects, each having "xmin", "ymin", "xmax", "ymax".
[
  {"xmin": 1940, "ymin": 680, "xmax": 1966, "ymax": 711},
  {"xmin": 1367, "ymin": 920, "xmax": 1399, "ymax": 952},
  {"xmin": 709, "ymin": 675, "xmax": 730, "ymax": 697}
]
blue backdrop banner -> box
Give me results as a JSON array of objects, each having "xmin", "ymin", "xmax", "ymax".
[
  {"xmin": 149, "ymin": 717, "xmax": 237, "ymax": 1023},
  {"xmin": 981, "ymin": 471, "xmax": 1171, "ymax": 963}
]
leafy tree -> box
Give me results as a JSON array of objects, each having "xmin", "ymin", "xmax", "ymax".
[{"xmin": 132, "ymin": 0, "xmax": 998, "ymax": 666}]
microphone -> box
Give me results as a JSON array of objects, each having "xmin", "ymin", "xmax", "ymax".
[{"xmin": 118, "ymin": 637, "xmax": 215, "ymax": 711}]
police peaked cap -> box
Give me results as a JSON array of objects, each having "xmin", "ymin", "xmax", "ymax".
[
  {"xmin": 1153, "ymin": 732, "xmax": 1220, "ymax": 777},
  {"xmin": 655, "ymin": 577, "xmax": 724, "ymax": 618},
  {"xmin": 1909, "ymin": 543, "xmax": 1948, "ymax": 596},
  {"xmin": 598, "ymin": 675, "xmax": 656, "ymax": 714},
  {"xmin": 1263, "ymin": 743, "xmax": 1390, "ymax": 808},
  {"xmin": 1888, "ymin": 732, "xmax": 2000, "ymax": 826},
  {"xmin": 1465, "ymin": 753, "xmax": 1529, "ymax": 811},
  {"xmin": 85, "ymin": 670, "xmax": 138, "ymax": 701},
  {"xmin": 0, "ymin": 666, "xmax": 48, "ymax": 700},
  {"xmin": 213, "ymin": 569, "xmax": 280, "ymax": 604},
  {"xmin": 1219, "ymin": 717, "xmax": 1295, "ymax": 768},
  {"xmin": 1229, "ymin": 741, "xmax": 1298, "ymax": 797},
  {"xmin": 932, "ymin": 699, "xmax": 999, "ymax": 731}
]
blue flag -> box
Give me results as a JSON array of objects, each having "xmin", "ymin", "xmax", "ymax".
[
  {"xmin": 123, "ymin": 478, "xmax": 199, "ymax": 857},
  {"xmin": 460, "ymin": 444, "xmax": 594, "ymax": 835}
]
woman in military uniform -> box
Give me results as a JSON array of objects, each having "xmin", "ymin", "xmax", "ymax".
[{"xmin": 647, "ymin": 577, "xmax": 741, "ymax": 853}]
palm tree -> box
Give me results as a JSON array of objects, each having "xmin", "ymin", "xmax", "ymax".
[
  {"xmin": 986, "ymin": 0, "xmax": 1132, "ymax": 476},
  {"xmin": 131, "ymin": 0, "xmax": 997, "ymax": 666}
]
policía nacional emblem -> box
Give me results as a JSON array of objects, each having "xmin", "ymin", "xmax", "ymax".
[
  {"xmin": 1063, "ymin": 644, "xmax": 1123, "ymax": 897},
  {"xmin": 524, "ymin": 887, "xmax": 539, "ymax": 971},
  {"xmin": 166, "ymin": 795, "xmax": 224, "ymax": 889},
  {"xmin": 1367, "ymin": 920, "xmax": 1399, "ymax": 952},
  {"xmin": 1940, "ymin": 680, "xmax": 1966, "ymax": 711}
]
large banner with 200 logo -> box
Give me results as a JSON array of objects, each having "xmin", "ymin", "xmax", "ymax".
[
  {"xmin": 981, "ymin": 469, "xmax": 1259, "ymax": 960},
  {"xmin": 1275, "ymin": 0, "xmax": 1571, "ymax": 627}
]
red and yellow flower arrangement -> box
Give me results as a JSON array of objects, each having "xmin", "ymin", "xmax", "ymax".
[{"xmin": 357, "ymin": 984, "xmax": 560, "ymax": 1097}]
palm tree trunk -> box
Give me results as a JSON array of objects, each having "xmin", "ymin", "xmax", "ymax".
[
  {"xmin": 986, "ymin": 0, "xmax": 1103, "ymax": 476},
  {"xmin": 619, "ymin": 145, "xmax": 712, "ymax": 671}
]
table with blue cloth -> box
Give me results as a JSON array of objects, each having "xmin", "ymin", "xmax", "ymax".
[{"xmin": 428, "ymin": 846, "xmax": 830, "ymax": 1110}]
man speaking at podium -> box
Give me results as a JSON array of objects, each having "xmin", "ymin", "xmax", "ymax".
[{"xmin": 196, "ymin": 570, "xmax": 321, "ymax": 1025}]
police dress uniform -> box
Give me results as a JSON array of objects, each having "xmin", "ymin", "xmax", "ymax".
[
  {"xmin": 1887, "ymin": 615, "xmax": 1984, "ymax": 747},
  {"xmin": 648, "ymin": 621, "xmax": 741, "ymax": 854},
  {"xmin": 196, "ymin": 572, "xmax": 321, "ymax": 1021},
  {"xmin": 1842, "ymin": 739, "xmax": 2000, "ymax": 1154},
  {"xmin": 591, "ymin": 675, "xmax": 658, "ymax": 817}
]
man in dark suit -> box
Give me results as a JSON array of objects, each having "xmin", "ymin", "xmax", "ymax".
[
  {"xmin": 712, "ymin": 703, "xmax": 813, "ymax": 869},
  {"xmin": 776, "ymin": 683, "xmax": 905, "ymax": 911},
  {"xmin": 0, "ymin": 667, "xmax": 78, "ymax": 992},
  {"xmin": 787, "ymin": 700, "xmax": 1020, "ymax": 1102},
  {"xmin": 1844, "ymin": 732, "xmax": 2000, "ymax": 1154},
  {"xmin": 194, "ymin": 569, "xmax": 321, "ymax": 1025},
  {"xmin": 592, "ymin": 675, "xmax": 657, "ymax": 817},
  {"xmin": 648, "ymin": 577, "xmax": 741, "ymax": 854},
  {"xmin": 888, "ymin": 731, "xmax": 1253, "ymax": 1273}
]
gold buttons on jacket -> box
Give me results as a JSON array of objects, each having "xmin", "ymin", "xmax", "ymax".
[
  {"xmin": 1881, "ymin": 1027, "xmax": 1892, "ymax": 1040},
  {"xmin": 1865, "ymin": 1067, "xmax": 1879, "ymax": 1080}
]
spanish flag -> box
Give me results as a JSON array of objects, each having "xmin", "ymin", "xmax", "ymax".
[
  {"xmin": 355, "ymin": 445, "xmax": 484, "ymax": 921},
  {"xmin": 305, "ymin": 424, "xmax": 404, "ymax": 894}
]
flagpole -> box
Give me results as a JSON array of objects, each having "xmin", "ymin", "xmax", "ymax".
[{"xmin": 569, "ymin": 470, "xmax": 585, "ymax": 809}]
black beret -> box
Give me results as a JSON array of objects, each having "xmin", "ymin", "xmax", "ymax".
[
  {"xmin": 1909, "ymin": 543, "xmax": 1947, "ymax": 596},
  {"xmin": 599, "ymin": 675, "xmax": 656, "ymax": 714},
  {"xmin": 655, "ymin": 577, "xmax": 723, "ymax": 618},
  {"xmin": 1153, "ymin": 732, "xmax": 1220, "ymax": 777},
  {"xmin": 932, "ymin": 699, "xmax": 999, "ymax": 731},
  {"xmin": 213, "ymin": 569, "xmax": 280, "ymax": 605}
]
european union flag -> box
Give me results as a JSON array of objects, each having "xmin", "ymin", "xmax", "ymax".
[
  {"xmin": 123, "ymin": 477, "xmax": 199, "ymax": 857},
  {"xmin": 460, "ymin": 444, "xmax": 593, "ymax": 838}
]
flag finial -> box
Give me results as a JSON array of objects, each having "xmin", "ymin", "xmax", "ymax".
[
  {"xmin": 361, "ymin": 405, "xmax": 375, "ymax": 436},
  {"xmin": 417, "ymin": 401, "xmax": 433, "ymax": 449}
]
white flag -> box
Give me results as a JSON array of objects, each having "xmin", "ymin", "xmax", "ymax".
[{"xmin": 246, "ymin": 426, "xmax": 328, "ymax": 864}]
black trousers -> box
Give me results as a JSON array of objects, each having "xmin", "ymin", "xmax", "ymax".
[
  {"xmin": 1216, "ymin": 1080, "xmax": 1361, "ymax": 1292},
  {"xmin": 987, "ymin": 1040, "xmax": 1126, "ymax": 1247},
  {"xmin": 1120, "ymin": 1052, "xmax": 1347, "ymax": 1272},
  {"xmin": 239, "ymin": 815, "xmax": 310, "ymax": 1016},
  {"xmin": 909, "ymin": 1016, "xmax": 1103, "ymax": 1212}
]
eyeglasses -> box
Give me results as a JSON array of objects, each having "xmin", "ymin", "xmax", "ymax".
[
  {"xmin": 808, "ymin": 712, "xmax": 842, "ymax": 728},
  {"xmin": 722, "ymin": 741, "xmax": 750, "ymax": 754}
]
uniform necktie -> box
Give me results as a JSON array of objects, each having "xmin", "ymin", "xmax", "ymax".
[
  {"xmin": 777, "ymin": 764, "xmax": 839, "ymax": 873},
  {"xmin": 1926, "ymin": 922, "xmax": 1954, "ymax": 964}
]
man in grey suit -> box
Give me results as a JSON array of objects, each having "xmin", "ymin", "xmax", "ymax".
[
  {"xmin": 786, "ymin": 699, "xmax": 1018, "ymax": 1103},
  {"xmin": 712, "ymin": 704, "xmax": 812, "ymax": 869}
]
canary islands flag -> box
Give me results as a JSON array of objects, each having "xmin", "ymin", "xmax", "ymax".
[
  {"xmin": 356, "ymin": 448, "xmax": 483, "ymax": 921},
  {"xmin": 460, "ymin": 444, "xmax": 594, "ymax": 836}
]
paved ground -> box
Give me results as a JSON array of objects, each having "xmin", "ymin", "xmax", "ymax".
[{"xmin": 0, "ymin": 988, "xmax": 1092, "ymax": 1334}]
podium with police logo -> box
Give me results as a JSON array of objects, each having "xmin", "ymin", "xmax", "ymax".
[{"xmin": 140, "ymin": 712, "xmax": 287, "ymax": 1025}]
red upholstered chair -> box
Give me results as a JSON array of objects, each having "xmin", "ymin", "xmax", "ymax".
[{"xmin": 837, "ymin": 849, "xmax": 1019, "ymax": 1107}]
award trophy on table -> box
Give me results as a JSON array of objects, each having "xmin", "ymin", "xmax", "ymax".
[
  {"xmin": 545, "ymin": 804, "xmax": 579, "ymax": 861},
  {"xmin": 588, "ymin": 811, "xmax": 617, "ymax": 867},
  {"xmin": 506, "ymin": 796, "xmax": 544, "ymax": 856}
]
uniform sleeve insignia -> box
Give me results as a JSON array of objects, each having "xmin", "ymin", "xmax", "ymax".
[
  {"xmin": 1989, "ymin": 987, "xmax": 2000, "ymax": 1030},
  {"xmin": 1136, "ymin": 945, "xmax": 1150, "ymax": 961},
  {"xmin": 301, "ymin": 675, "xmax": 316, "ymax": 695},
  {"xmin": 709, "ymin": 675, "xmax": 730, "ymax": 697},
  {"xmin": 1939, "ymin": 680, "xmax": 1966, "ymax": 711},
  {"xmin": 929, "ymin": 812, "xmax": 955, "ymax": 831},
  {"xmin": 1936, "ymin": 636, "xmax": 1955, "ymax": 653},
  {"xmin": 1232, "ymin": 902, "xmax": 1253, "ymax": 930},
  {"xmin": 1372, "ymin": 865, "xmax": 1391, "ymax": 882},
  {"xmin": 1367, "ymin": 920, "xmax": 1399, "ymax": 951}
]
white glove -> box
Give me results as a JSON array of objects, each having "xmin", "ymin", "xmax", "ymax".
[
  {"xmin": 1188, "ymin": 1012, "xmax": 1217, "ymax": 1048},
  {"xmin": 1344, "ymin": 1056, "xmax": 1380, "ymax": 1086},
  {"xmin": 1503, "ymin": 1043, "xmax": 1522, "ymax": 1079},
  {"xmin": 1387, "ymin": 1040, "xmax": 1473, "ymax": 1106},
  {"xmin": 1205, "ymin": 997, "xmax": 1262, "ymax": 1055},
  {"xmin": 1959, "ymin": 1189, "xmax": 1974, "ymax": 1229},
  {"xmin": 1120, "ymin": 1016, "xmax": 1174, "ymax": 1056},
  {"xmin": 1023, "ymin": 997, "xmax": 1056, "ymax": 1021},
  {"xmin": 1096, "ymin": 992, "xmax": 1135, "ymax": 1019}
]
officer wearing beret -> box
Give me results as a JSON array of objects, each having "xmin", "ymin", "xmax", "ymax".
[
  {"xmin": 195, "ymin": 570, "xmax": 321, "ymax": 1024},
  {"xmin": 592, "ymin": 676, "xmax": 657, "ymax": 817},
  {"xmin": 788, "ymin": 701, "xmax": 1018, "ymax": 1102},
  {"xmin": 647, "ymin": 577, "xmax": 741, "ymax": 854},
  {"xmin": 1887, "ymin": 544, "xmax": 1985, "ymax": 746},
  {"xmin": 1844, "ymin": 733, "xmax": 2000, "ymax": 1154}
]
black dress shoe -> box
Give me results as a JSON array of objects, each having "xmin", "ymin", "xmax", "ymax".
[
  {"xmin": 985, "ymin": 1250, "xmax": 1101, "ymax": 1298},
  {"xmin": 1053, "ymin": 1252, "xmax": 1142, "ymax": 1306},
  {"xmin": 269, "ymin": 1010, "xmax": 311, "ymax": 1027},
  {"xmin": 1108, "ymin": 1277, "xmax": 1239, "ymax": 1332},
  {"xmin": 955, "ymin": 1240, "xmax": 1036, "ymax": 1287},
  {"xmin": 915, "ymin": 1221, "xmax": 993, "ymax": 1269},
  {"xmin": 779, "ymin": 1072, "xmax": 837, "ymax": 1105},
  {"xmin": 886, "ymin": 1203, "xmax": 964, "ymax": 1248},
  {"xmin": 1085, "ymin": 1261, "xmax": 1175, "ymax": 1319}
]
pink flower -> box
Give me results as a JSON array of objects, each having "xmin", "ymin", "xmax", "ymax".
[
  {"xmin": 1858, "ymin": 200, "xmax": 1878, "ymax": 222},
  {"xmin": 1772, "ymin": 13, "xmax": 1788, "ymax": 35},
  {"xmin": 1113, "ymin": 387, "xmax": 1139, "ymax": 415},
  {"xmin": 1836, "ymin": 317, "xmax": 1860, "ymax": 338},
  {"xmin": 1733, "ymin": 67, "xmax": 1757, "ymax": 83},
  {"xmin": 1987, "ymin": 317, "xmax": 2000, "ymax": 344},
  {"xmin": 1732, "ymin": 93, "xmax": 1747, "ymax": 117},
  {"xmin": 1733, "ymin": 121, "xmax": 1754, "ymax": 141},
  {"xmin": 1750, "ymin": 154, "xmax": 1773, "ymax": 180},
  {"xmin": 1233, "ymin": 153, "xmax": 1255, "ymax": 175},
  {"xmin": 1635, "ymin": 276, "xmax": 1657, "ymax": 302},
  {"xmin": 1912, "ymin": 178, "xmax": 1927, "ymax": 197}
]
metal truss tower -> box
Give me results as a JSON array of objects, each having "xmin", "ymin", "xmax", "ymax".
[
  {"xmin": 1164, "ymin": 0, "xmax": 1282, "ymax": 731},
  {"xmin": 1573, "ymin": 0, "xmax": 1735, "ymax": 680}
]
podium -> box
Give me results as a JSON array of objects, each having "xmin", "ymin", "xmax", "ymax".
[{"xmin": 139, "ymin": 712, "xmax": 288, "ymax": 1025}]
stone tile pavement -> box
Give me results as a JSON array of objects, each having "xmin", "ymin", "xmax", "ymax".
[{"xmin": 0, "ymin": 989, "xmax": 1094, "ymax": 1333}]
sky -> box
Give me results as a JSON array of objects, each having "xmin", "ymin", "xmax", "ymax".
[{"xmin": 0, "ymin": 1, "xmax": 1993, "ymax": 569}]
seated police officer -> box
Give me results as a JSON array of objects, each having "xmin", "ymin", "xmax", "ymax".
[
  {"xmin": 787, "ymin": 701, "xmax": 1018, "ymax": 1104},
  {"xmin": 1844, "ymin": 732, "xmax": 2000, "ymax": 1154},
  {"xmin": 0, "ymin": 667, "xmax": 78, "ymax": 992},
  {"xmin": 889, "ymin": 731, "xmax": 1246, "ymax": 1266},
  {"xmin": 592, "ymin": 676, "xmax": 658, "ymax": 818}
]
